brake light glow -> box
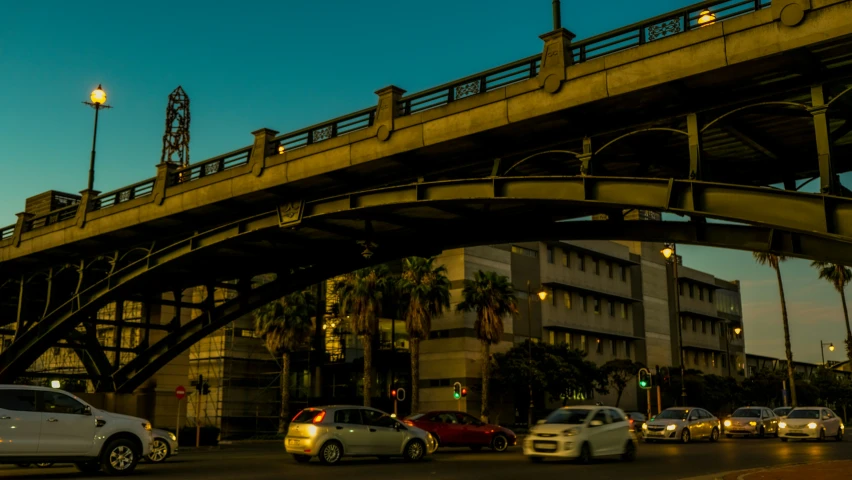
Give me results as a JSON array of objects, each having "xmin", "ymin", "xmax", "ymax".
[
  {"xmin": 313, "ymin": 410, "xmax": 326, "ymax": 424},
  {"xmin": 404, "ymin": 420, "xmax": 415, "ymax": 427}
]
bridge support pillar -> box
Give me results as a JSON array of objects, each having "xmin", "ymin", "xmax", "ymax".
[
  {"xmin": 154, "ymin": 162, "xmax": 178, "ymax": 205},
  {"xmin": 250, "ymin": 128, "xmax": 280, "ymax": 177},
  {"xmin": 375, "ymin": 86, "xmax": 406, "ymax": 141},
  {"xmin": 810, "ymin": 85, "xmax": 837, "ymax": 195},
  {"xmin": 687, "ymin": 113, "xmax": 702, "ymax": 180},
  {"xmin": 75, "ymin": 189, "xmax": 100, "ymax": 229},
  {"xmin": 11, "ymin": 212, "xmax": 33, "ymax": 247},
  {"xmin": 538, "ymin": 27, "xmax": 575, "ymax": 94}
]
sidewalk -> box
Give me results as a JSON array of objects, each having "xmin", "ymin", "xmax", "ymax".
[{"xmin": 684, "ymin": 460, "xmax": 852, "ymax": 480}]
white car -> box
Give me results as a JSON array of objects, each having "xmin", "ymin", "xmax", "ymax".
[
  {"xmin": 642, "ymin": 407, "xmax": 721, "ymax": 443},
  {"xmin": 778, "ymin": 407, "xmax": 844, "ymax": 442},
  {"xmin": 523, "ymin": 405, "xmax": 637, "ymax": 464},
  {"xmin": 0, "ymin": 385, "xmax": 153, "ymax": 475},
  {"xmin": 284, "ymin": 406, "xmax": 437, "ymax": 465},
  {"xmin": 147, "ymin": 428, "xmax": 179, "ymax": 463}
]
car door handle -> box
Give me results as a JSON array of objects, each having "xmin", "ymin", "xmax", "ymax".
[
  {"xmin": 369, "ymin": 428, "xmax": 377, "ymax": 432},
  {"xmin": 0, "ymin": 416, "xmax": 10, "ymax": 420},
  {"xmin": 47, "ymin": 418, "xmax": 59, "ymax": 422}
]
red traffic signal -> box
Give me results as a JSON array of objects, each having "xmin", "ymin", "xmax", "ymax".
[
  {"xmin": 390, "ymin": 389, "xmax": 398, "ymax": 399},
  {"xmin": 461, "ymin": 387, "xmax": 468, "ymax": 397}
]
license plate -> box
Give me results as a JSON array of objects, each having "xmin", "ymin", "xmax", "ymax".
[
  {"xmin": 534, "ymin": 442, "xmax": 556, "ymax": 450},
  {"xmin": 288, "ymin": 439, "xmax": 300, "ymax": 446}
]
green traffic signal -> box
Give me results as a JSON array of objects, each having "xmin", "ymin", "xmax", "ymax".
[
  {"xmin": 453, "ymin": 381, "xmax": 461, "ymax": 399},
  {"xmin": 639, "ymin": 379, "xmax": 648, "ymax": 388},
  {"xmin": 454, "ymin": 392, "xmax": 461, "ymax": 399}
]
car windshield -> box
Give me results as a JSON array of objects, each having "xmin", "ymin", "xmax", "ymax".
[
  {"xmin": 291, "ymin": 409, "xmax": 323, "ymax": 423},
  {"xmin": 732, "ymin": 408, "xmax": 761, "ymax": 418},
  {"xmin": 656, "ymin": 409, "xmax": 688, "ymax": 420},
  {"xmin": 787, "ymin": 409, "xmax": 820, "ymax": 419},
  {"xmin": 544, "ymin": 409, "xmax": 591, "ymax": 425}
]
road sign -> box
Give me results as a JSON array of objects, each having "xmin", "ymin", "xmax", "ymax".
[{"xmin": 175, "ymin": 385, "xmax": 186, "ymax": 400}]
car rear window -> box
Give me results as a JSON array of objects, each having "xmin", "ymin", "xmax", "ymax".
[{"xmin": 291, "ymin": 409, "xmax": 323, "ymax": 423}]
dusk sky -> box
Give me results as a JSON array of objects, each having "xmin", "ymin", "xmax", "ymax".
[{"xmin": 1, "ymin": 0, "xmax": 849, "ymax": 365}]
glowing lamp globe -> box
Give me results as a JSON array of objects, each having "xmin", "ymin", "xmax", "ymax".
[
  {"xmin": 90, "ymin": 85, "xmax": 107, "ymax": 105},
  {"xmin": 733, "ymin": 327, "xmax": 742, "ymax": 335},
  {"xmin": 661, "ymin": 247, "xmax": 674, "ymax": 259},
  {"xmin": 830, "ymin": 343, "xmax": 836, "ymax": 352},
  {"xmin": 538, "ymin": 289, "xmax": 548, "ymax": 301}
]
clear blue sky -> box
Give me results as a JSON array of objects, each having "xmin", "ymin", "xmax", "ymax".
[{"xmin": 1, "ymin": 0, "xmax": 849, "ymax": 364}]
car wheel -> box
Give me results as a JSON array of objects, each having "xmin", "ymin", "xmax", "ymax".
[
  {"xmin": 491, "ymin": 434, "xmax": 509, "ymax": 452},
  {"xmin": 404, "ymin": 439, "xmax": 426, "ymax": 462},
  {"xmin": 726, "ymin": 434, "xmax": 733, "ymax": 438},
  {"xmin": 621, "ymin": 441, "xmax": 636, "ymax": 462},
  {"xmin": 293, "ymin": 454, "xmax": 311, "ymax": 463},
  {"xmin": 75, "ymin": 461, "xmax": 102, "ymax": 474},
  {"xmin": 529, "ymin": 456, "xmax": 543, "ymax": 463},
  {"xmin": 430, "ymin": 433, "xmax": 441, "ymax": 448},
  {"xmin": 577, "ymin": 442, "xmax": 592, "ymax": 464},
  {"xmin": 148, "ymin": 438, "xmax": 170, "ymax": 463},
  {"xmin": 681, "ymin": 428, "xmax": 691, "ymax": 444},
  {"xmin": 101, "ymin": 438, "xmax": 140, "ymax": 475},
  {"xmin": 319, "ymin": 441, "xmax": 343, "ymax": 465},
  {"xmin": 709, "ymin": 428, "xmax": 720, "ymax": 443},
  {"xmin": 759, "ymin": 426, "xmax": 765, "ymax": 439},
  {"xmin": 837, "ymin": 428, "xmax": 844, "ymax": 442},
  {"xmin": 35, "ymin": 463, "xmax": 53, "ymax": 468},
  {"xmin": 819, "ymin": 429, "xmax": 826, "ymax": 442},
  {"xmin": 781, "ymin": 437, "xmax": 788, "ymax": 442}
]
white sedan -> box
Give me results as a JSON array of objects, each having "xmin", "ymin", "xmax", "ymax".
[
  {"xmin": 779, "ymin": 407, "xmax": 844, "ymax": 442},
  {"xmin": 524, "ymin": 405, "xmax": 637, "ymax": 464}
]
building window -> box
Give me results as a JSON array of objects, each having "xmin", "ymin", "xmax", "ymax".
[
  {"xmin": 692, "ymin": 318, "xmax": 697, "ymax": 332},
  {"xmin": 580, "ymin": 335, "xmax": 587, "ymax": 353},
  {"xmin": 549, "ymin": 330, "xmax": 555, "ymax": 345},
  {"xmin": 608, "ymin": 262, "xmax": 613, "ymax": 278},
  {"xmin": 704, "ymin": 352, "xmax": 709, "ymax": 367},
  {"xmin": 609, "ymin": 301, "xmax": 615, "ymax": 317},
  {"xmin": 564, "ymin": 292, "xmax": 572, "ymax": 310},
  {"xmin": 694, "ymin": 351, "xmax": 700, "ymax": 365},
  {"xmin": 565, "ymin": 332, "xmax": 572, "ymax": 348},
  {"xmin": 582, "ymin": 295, "xmax": 587, "ymax": 312},
  {"xmin": 711, "ymin": 352, "xmax": 717, "ymax": 367},
  {"xmin": 546, "ymin": 246, "xmax": 554, "ymax": 264},
  {"xmin": 679, "ymin": 282, "xmax": 684, "ymax": 296},
  {"xmin": 596, "ymin": 338, "xmax": 604, "ymax": 354},
  {"xmin": 625, "ymin": 341, "xmax": 631, "ymax": 357},
  {"xmin": 511, "ymin": 245, "xmax": 538, "ymax": 258},
  {"xmin": 562, "ymin": 250, "xmax": 570, "ymax": 267},
  {"xmin": 594, "ymin": 259, "xmax": 600, "ymax": 275},
  {"xmin": 708, "ymin": 289, "xmax": 714, "ymax": 303},
  {"xmin": 621, "ymin": 266, "xmax": 627, "ymax": 282},
  {"xmin": 689, "ymin": 284, "xmax": 694, "ymax": 298},
  {"xmin": 701, "ymin": 320, "xmax": 706, "ymax": 334},
  {"xmin": 579, "ymin": 256, "xmax": 586, "ymax": 271},
  {"xmin": 550, "ymin": 288, "xmax": 556, "ymax": 306},
  {"xmin": 594, "ymin": 298, "xmax": 601, "ymax": 315},
  {"xmin": 711, "ymin": 322, "xmax": 715, "ymax": 335},
  {"xmin": 699, "ymin": 287, "xmax": 704, "ymax": 301},
  {"xmin": 682, "ymin": 316, "xmax": 688, "ymax": 330},
  {"xmin": 611, "ymin": 339, "xmax": 618, "ymax": 356},
  {"xmin": 721, "ymin": 355, "xmax": 727, "ymax": 368}
]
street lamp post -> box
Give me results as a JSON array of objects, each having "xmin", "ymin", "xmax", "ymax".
[
  {"xmin": 723, "ymin": 325, "xmax": 743, "ymax": 378},
  {"xmin": 526, "ymin": 280, "xmax": 547, "ymax": 427},
  {"xmin": 820, "ymin": 340, "xmax": 836, "ymax": 365},
  {"xmin": 661, "ymin": 243, "xmax": 687, "ymax": 406},
  {"xmin": 83, "ymin": 84, "xmax": 111, "ymax": 192}
]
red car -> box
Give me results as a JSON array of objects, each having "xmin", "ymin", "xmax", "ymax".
[{"xmin": 404, "ymin": 411, "xmax": 517, "ymax": 452}]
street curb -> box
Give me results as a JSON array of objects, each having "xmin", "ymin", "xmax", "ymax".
[{"xmin": 679, "ymin": 460, "xmax": 850, "ymax": 480}]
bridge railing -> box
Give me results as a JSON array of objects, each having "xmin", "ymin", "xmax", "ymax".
[
  {"xmin": 92, "ymin": 177, "xmax": 157, "ymax": 211},
  {"xmin": 24, "ymin": 204, "xmax": 79, "ymax": 232},
  {"xmin": 170, "ymin": 147, "xmax": 252, "ymax": 186},
  {"xmin": 5, "ymin": 0, "xmax": 773, "ymax": 239},
  {"xmin": 272, "ymin": 107, "xmax": 377, "ymax": 152}
]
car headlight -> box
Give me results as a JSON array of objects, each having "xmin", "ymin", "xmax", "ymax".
[
  {"xmin": 169, "ymin": 432, "xmax": 177, "ymax": 441},
  {"xmin": 642, "ymin": 423, "xmax": 648, "ymax": 430},
  {"xmin": 307, "ymin": 425, "xmax": 318, "ymax": 436},
  {"xmin": 779, "ymin": 422, "xmax": 786, "ymax": 429},
  {"xmin": 748, "ymin": 422, "xmax": 757, "ymax": 427},
  {"xmin": 666, "ymin": 424, "xmax": 677, "ymax": 431},
  {"xmin": 808, "ymin": 423, "xmax": 818, "ymax": 430},
  {"xmin": 562, "ymin": 428, "xmax": 579, "ymax": 437},
  {"xmin": 724, "ymin": 420, "xmax": 731, "ymax": 427}
]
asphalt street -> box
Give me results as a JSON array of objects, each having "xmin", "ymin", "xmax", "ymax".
[{"xmin": 3, "ymin": 436, "xmax": 851, "ymax": 480}]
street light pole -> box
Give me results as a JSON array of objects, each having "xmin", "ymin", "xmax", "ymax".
[
  {"xmin": 83, "ymin": 84, "xmax": 111, "ymax": 192},
  {"xmin": 662, "ymin": 243, "xmax": 687, "ymax": 406},
  {"xmin": 552, "ymin": 0, "xmax": 562, "ymax": 30},
  {"xmin": 820, "ymin": 341, "xmax": 836, "ymax": 365},
  {"xmin": 526, "ymin": 280, "xmax": 534, "ymax": 428}
]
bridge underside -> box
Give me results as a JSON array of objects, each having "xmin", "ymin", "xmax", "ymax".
[{"xmin": 3, "ymin": 17, "xmax": 852, "ymax": 390}]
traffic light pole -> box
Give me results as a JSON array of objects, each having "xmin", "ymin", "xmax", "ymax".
[{"xmin": 671, "ymin": 244, "xmax": 687, "ymax": 406}]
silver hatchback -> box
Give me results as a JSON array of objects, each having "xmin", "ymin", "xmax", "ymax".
[{"xmin": 284, "ymin": 406, "xmax": 437, "ymax": 465}]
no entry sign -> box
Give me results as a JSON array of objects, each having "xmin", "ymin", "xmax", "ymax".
[{"xmin": 175, "ymin": 385, "xmax": 186, "ymax": 400}]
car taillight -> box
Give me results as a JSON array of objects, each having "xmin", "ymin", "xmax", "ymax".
[
  {"xmin": 313, "ymin": 410, "xmax": 326, "ymax": 424},
  {"xmin": 404, "ymin": 420, "xmax": 415, "ymax": 427}
]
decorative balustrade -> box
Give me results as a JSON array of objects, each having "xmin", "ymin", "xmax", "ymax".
[
  {"xmin": 170, "ymin": 147, "xmax": 252, "ymax": 186},
  {"xmin": 272, "ymin": 107, "xmax": 376, "ymax": 153},
  {"xmin": 92, "ymin": 178, "xmax": 156, "ymax": 211},
  {"xmin": 6, "ymin": 0, "xmax": 772, "ymax": 237}
]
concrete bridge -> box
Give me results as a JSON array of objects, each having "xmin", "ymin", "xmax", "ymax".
[{"xmin": 1, "ymin": 0, "xmax": 852, "ymax": 406}]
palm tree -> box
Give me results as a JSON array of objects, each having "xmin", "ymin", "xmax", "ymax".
[
  {"xmin": 398, "ymin": 257, "xmax": 451, "ymax": 413},
  {"xmin": 456, "ymin": 270, "xmax": 518, "ymax": 422},
  {"xmin": 811, "ymin": 261, "xmax": 852, "ymax": 361},
  {"xmin": 334, "ymin": 265, "xmax": 392, "ymax": 406},
  {"xmin": 253, "ymin": 289, "xmax": 316, "ymax": 434},
  {"xmin": 753, "ymin": 252, "xmax": 797, "ymax": 407}
]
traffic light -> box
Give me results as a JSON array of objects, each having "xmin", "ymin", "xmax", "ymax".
[
  {"xmin": 659, "ymin": 366, "xmax": 671, "ymax": 386},
  {"xmin": 453, "ymin": 382, "xmax": 462, "ymax": 399},
  {"xmin": 461, "ymin": 386, "xmax": 468, "ymax": 398},
  {"xmin": 390, "ymin": 386, "xmax": 398, "ymax": 400},
  {"xmin": 638, "ymin": 368, "xmax": 651, "ymax": 389}
]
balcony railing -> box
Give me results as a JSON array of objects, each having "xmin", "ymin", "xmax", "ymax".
[{"xmin": 5, "ymin": 0, "xmax": 772, "ymax": 238}]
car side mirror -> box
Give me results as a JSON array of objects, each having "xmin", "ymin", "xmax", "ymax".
[
  {"xmin": 589, "ymin": 420, "xmax": 604, "ymax": 427},
  {"xmin": 394, "ymin": 422, "xmax": 402, "ymax": 431},
  {"xmin": 83, "ymin": 406, "xmax": 92, "ymax": 416}
]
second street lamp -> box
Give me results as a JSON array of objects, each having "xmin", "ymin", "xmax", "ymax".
[
  {"xmin": 526, "ymin": 279, "xmax": 547, "ymax": 427},
  {"xmin": 661, "ymin": 243, "xmax": 687, "ymax": 405},
  {"xmin": 821, "ymin": 340, "xmax": 836, "ymax": 365},
  {"xmin": 83, "ymin": 84, "xmax": 112, "ymax": 192}
]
